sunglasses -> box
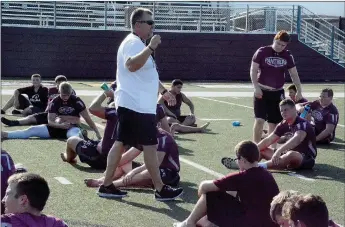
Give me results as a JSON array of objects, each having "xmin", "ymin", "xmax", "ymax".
[{"xmin": 137, "ymin": 20, "xmax": 155, "ymax": 25}]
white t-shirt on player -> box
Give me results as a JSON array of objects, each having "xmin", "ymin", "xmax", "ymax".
[{"xmin": 114, "ymin": 33, "xmax": 159, "ymax": 114}]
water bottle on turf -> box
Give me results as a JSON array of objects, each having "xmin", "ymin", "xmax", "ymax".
[
  {"xmin": 100, "ymin": 83, "xmax": 110, "ymax": 91},
  {"xmin": 232, "ymin": 121, "xmax": 241, "ymax": 127},
  {"xmin": 300, "ymin": 104, "xmax": 311, "ymax": 119}
]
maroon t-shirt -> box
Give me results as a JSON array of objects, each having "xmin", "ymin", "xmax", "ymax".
[
  {"xmin": 295, "ymin": 97, "xmax": 308, "ymax": 104},
  {"xmin": 310, "ymin": 100, "xmax": 339, "ymax": 141},
  {"xmin": 157, "ymin": 130, "xmax": 180, "ymax": 172},
  {"xmin": 17, "ymin": 85, "xmax": 49, "ymax": 110},
  {"xmin": 252, "ymin": 46, "xmax": 296, "ymax": 89},
  {"xmin": 48, "ymin": 95, "xmax": 86, "ymax": 117},
  {"xmin": 214, "ymin": 167, "xmax": 279, "ymax": 227},
  {"xmin": 274, "ymin": 117, "xmax": 317, "ymax": 158},
  {"xmin": 164, "ymin": 93, "xmax": 183, "ymax": 117},
  {"xmin": 101, "ymin": 108, "xmax": 117, "ymax": 155},
  {"xmin": 1, "ymin": 213, "xmax": 68, "ymax": 227}
]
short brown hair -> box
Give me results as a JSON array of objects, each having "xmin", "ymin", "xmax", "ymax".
[
  {"xmin": 8, "ymin": 173, "xmax": 50, "ymax": 211},
  {"xmin": 286, "ymin": 84, "xmax": 297, "ymax": 92},
  {"xmin": 172, "ymin": 79, "xmax": 183, "ymax": 87},
  {"xmin": 279, "ymin": 99, "xmax": 295, "ymax": 107},
  {"xmin": 59, "ymin": 82, "xmax": 73, "ymax": 95},
  {"xmin": 130, "ymin": 8, "xmax": 152, "ymax": 27},
  {"xmin": 282, "ymin": 194, "xmax": 329, "ymax": 227},
  {"xmin": 31, "ymin": 74, "xmax": 41, "ymax": 79},
  {"xmin": 235, "ymin": 140, "xmax": 259, "ymax": 163},
  {"xmin": 274, "ymin": 30, "xmax": 291, "ymax": 42},
  {"xmin": 55, "ymin": 75, "xmax": 67, "ymax": 83},
  {"xmin": 321, "ymin": 88, "xmax": 334, "ymax": 98},
  {"xmin": 270, "ymin": 190, "xmax": 301, "ymax": 223}
]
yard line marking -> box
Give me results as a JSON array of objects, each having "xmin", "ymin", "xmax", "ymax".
[
  {"xmin": 198, "ymin": 118, "xmax": 241, "ymax": 121},
  {"xmin": 54, "ymin": 177, "xmax": 73, "ymax": 185},
  {"xmin": 197, "ymin": 97, "xmax": 345, "ymax": 128},
  {"xmin": 287, "ymin": 173, "xmax": 316, "ymax": 182}
]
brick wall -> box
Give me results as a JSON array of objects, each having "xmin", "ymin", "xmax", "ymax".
[{"xmin": 1, "ymin": 27, "xmax": 344, "ymax": 81}]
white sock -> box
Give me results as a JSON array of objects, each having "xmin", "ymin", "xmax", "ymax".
[{"xmin": 258, "ymin": 163, "xmax": 268, "ymax": 169}]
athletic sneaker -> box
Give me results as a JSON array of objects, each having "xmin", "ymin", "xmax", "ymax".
[
  {"xmin": 1, "ymin": 117, "xmax": 19, "ymax": 126},
  {"xmin": 154, "ymin": 185, "xmax": 183, "ymax": 201},
  {"xmin": 12, "ymin": 109, "xmax": 21, "ymax": 115},
  {"xmin": 1, "ymin": 109, "xmax": 5, "ymax": 115},
  {"xmin": 221, "ymin": 157, "xmax": 239, "ymax": 170},
  {"xmin": 97, "ymin": 184, "xmax": 128, "ymax": 198}
]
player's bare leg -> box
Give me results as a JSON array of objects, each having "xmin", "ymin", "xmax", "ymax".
[
  {"xmin": 268, "ymin": 123, "xmax": 278, "ymax": 149},
  {"xmin": 170, "ymin": 122, "xmax": 210, "ymax": 134},
  {"xmin": 60, "ymin": 136, "xmax": 83, "ymax": 163},
  {"xmin": 253, "ymin": 118, "xmax": 265, "ymax": 143}
]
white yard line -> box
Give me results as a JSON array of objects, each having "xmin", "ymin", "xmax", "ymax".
[
  {"xmin": 198, "ymin": 118, "xmax": 241, "ymax": 121},
  {"xmin": 198, "ymin": 97, "xmax": 345, "ymax": 128},
  {"xmin": 54, "ymin": 177, "xmax": 73, "ymax": 185}
]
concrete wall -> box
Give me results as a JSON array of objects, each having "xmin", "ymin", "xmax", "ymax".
[{"xmin": 1, "ymin": 27, "xmax": 344, "ymax": 81}]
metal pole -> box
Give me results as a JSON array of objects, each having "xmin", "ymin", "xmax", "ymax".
[
  {"xmin": 104, "ymin": 1, "xmax": 107, "ymax": 30},
  {"xmin": 0, "ymin": 2, "xmax": 2, "ymax": 27},
  {"xmin": 291, "ymin": 5, "xmax": 294, "ymax": 33},
  {"xmin": 330, "ymin": 26, "xmax": 335, "ymax": 59},
  {"xmin": 245, "ymin": 4, "xmax": 249, "ymax": 32},
  {"xmin": 199, "ymin": 5, "xmax": 202, "ymax": 32},
  {"xmin": 296, "ymin": 5, "xmax": 301, "ymax": 40},
  {"xmin": 152, "ymin": 2, "xmax": 155, "ymax": 20},
  {"xmin": 53, "ymin": 1, "xmax": 56, "ymax": 28}
]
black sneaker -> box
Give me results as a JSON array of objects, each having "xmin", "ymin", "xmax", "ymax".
[
  {"xmin": 97, "ymin": 184, "xmax": 127, "ymax": 198},
  {"xmin": 1, "ymin": 109, "xmax": 5, "ymax": 115},
  {"xmin": 1, "ymin": 117, "xmax": 19, "ymax": 126},
  {"xmin": 221, "ymin": 157, "xmax": 239, "ymax": 170},
  {"xmin": 12, "ymin": 109, "xmax": 21, "ymax": 115},
  {"xmin": 154, "ymin": 185, "xmax": 183, "ymax": 201}
]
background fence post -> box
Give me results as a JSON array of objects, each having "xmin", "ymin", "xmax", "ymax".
[
  {"xmin": 291, "ymin": 5, "xmax": 295, "ymax": 33},
  {"xmin": 245, "ymin": 5, "xmax": 249, "ymax": 32},
  {"xmin": 296, "ymin": 5, "xmax": 301, "ymax": 40},
  {"xmin": 330, "ymin": 26, "xmax": 335, "ymax": 59},
  {"xmin": 104, "ymin": 1, "xmax": 107, "ymax": 30},
  {"xmin": 199, "ymin": 5, "xmax": 202, "ymax": 32},
  {"xmin": 53, "ymin": 1, "xmax": 56, "ymax": 28}
]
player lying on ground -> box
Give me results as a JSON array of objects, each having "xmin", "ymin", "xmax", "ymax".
[
  {"xmin": 174, "ymin": 140, "xmax": 279, "ymax": 227},
  {"xmin": 1, "ymin": 74, "xmax": 48, "ymax": 116},
  {"xmin": 1, "ymin": 173, "xmax": 68, "ymax": 227},
  {"xmin": 270, "ymin": 190, "xmax": 342, "ymax": 227},
  {"xmin": 1, "ymin": 75, "xmax": 76, "ymax": 127},
  {"xmin": 223, "ymin": 99, "xmax": 317, "ymax": 171},
  {"xmin": 84, "ymin": 128, "xmax": 180, "ymax": 189},
  {"xmin": 296, "ymin": 88, "xmax": 339, "ymax": 145},
  {"xmin": 1, "ymin": 82, "xmax": 101, "ymax": 140}
]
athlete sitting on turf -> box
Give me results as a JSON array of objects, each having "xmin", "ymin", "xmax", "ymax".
[
  {"xmin": 174, "ymin": 140, "xmax": 279, "ymax": 227},
  {"xmin": 223, "ymin": 99, "xmax": 317, "ymax": 171},
  {"xmin": 1, "ymin": 74, "xmax": 48, "ymax": 116},
  {"xmin": 1, "ymin": 75, "xmax": 75, "ymax": 127},
  {"xmin": 296, "ymin": 88, "xmax": 339, "ymax": 145},
  {"xmin": 1, "ymin": 173, "xmax": 68, "ymax": 227},
  {"xmin": 1, "ymin": 82, "xmax": 101, "ymax": 140},
  {"xmin": 287, "ymin": 84, "xmax": 308, "ymax": 104},
  {"xmin": 84, "ymin": 128, "xmax": 180, "ymax": 189}
]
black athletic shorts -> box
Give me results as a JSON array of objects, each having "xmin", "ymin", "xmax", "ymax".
[
  {"xmin": 131, "ymin": 161, "xmax": 180, "ymax": 187},
  {"xmin": 46, "ymin": 125, "xmax": 80, "ymax": 139},
  {"xmin": 76, "ymin": 139, "xmax": 106, "ymax": 169},
  {"xmin": 206, "ymin": 191, "xmax": 245, "ymax": 227},
  {"xmin": 17, "ymin": 95, "xmax": 44, "ymax": 114},
  {"xmin": 254, "ymin": 88, "xmax": 285, "ymax": 124},
  {"xmin": 33, "ymin": 112, "xmax": 48, "ymax": 125},
  {"xmin": 298, "ymin": 153, "xmax": 315, "ymax": 169},
  {"xmin": 115, "ymin": 106, "xmax": 157, "ymax": 146}
]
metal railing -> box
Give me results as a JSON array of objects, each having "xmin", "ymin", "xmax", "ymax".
[{"xmin": 297, "ymin": 6, "xmax": 345, "ymax": 65}]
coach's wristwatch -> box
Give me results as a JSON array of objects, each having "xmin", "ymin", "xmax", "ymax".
[{"xmin": 161, "ymin": 89, "xmax": 168, "ymax": 95}]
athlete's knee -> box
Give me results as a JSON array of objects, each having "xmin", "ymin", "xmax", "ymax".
[{"xmin": 254, "ymin": 118, "xmax": 265, "ymax": 126}]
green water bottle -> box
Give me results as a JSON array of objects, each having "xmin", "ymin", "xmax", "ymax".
[{"xmin": 100, "ymin": 83, "xmax": 110, "ymax": 91}]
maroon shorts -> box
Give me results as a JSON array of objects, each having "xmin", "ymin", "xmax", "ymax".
[
  {"xmin": 206, "ymin": 191, "xmax": 245, "ymax": 227},
  {"xmin": 254, "ymin": 89, "xmax": 285, "ymax": 124}
]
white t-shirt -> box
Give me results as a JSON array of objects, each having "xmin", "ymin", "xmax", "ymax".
[{"xmin": 114, "ymin": 33, "xmax": 159, "ymax": 114}]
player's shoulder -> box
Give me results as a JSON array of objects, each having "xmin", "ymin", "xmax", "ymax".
[
  {"xmin": 329, "ymin": 103, "xmax": 339, "ymax": 114},
  {"xmin": 123, "ymin": 33, "xmax": 143, "ymax": 46}
]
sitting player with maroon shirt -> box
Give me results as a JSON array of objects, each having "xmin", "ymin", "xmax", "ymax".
[
  {"xmin": 1, "ymin": 82, "xmax": 101, "ymax": 140},
  {"xmin": 224, "ymin": 99, "xmax": 317, "ymax": 171},
  {"xmin": 297, "ymin": 88, "xmax": 339, "ymax": 145},
  {"xmin": 174, "ymin": 140, "xmax": 279, "ymax": 227},
  {"xmin": 1, "ymin": 173, "xmax": 68, "ymax": 227},
  {"xmin": 1, "ymin": 75, "xmax": 76, "ymax": 127},
  {"xmin": 251, "ymin": 31, "xmax": 303, "ymax": 147},
  {"xmin": 85, "ymin": 128, "xmax": 180, "ymax": 189},
  {"xmin": 1, "ymin": 74, "xmax": 48, "ymax": 116},
  {"xmin": 287, "ymin": 84, "xmax": 308, "ymax": 104}
]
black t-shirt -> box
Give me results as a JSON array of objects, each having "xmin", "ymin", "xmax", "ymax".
[
  {"xmin": 17, "ymin": 85, "xmax": 49, "ymax": 109},
  {"xmin": 48, "ymin": 95, "xmax": 86, "ymax": 117}
]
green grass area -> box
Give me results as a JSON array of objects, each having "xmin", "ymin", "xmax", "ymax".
[{"xmin": 1, "ymin": 82, "xmax": 344, "ymax": 226}]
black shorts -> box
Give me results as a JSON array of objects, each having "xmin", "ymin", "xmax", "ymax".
[
  {"xmin": 254, "ymin": 89, "xmax": 285, "ymax": 124},
  {"xmin": 33, "ymin": 112, "xmax": 48, "ymax": 125},
  {"xmin": 17, "ymin": 95, "xmax": 44, "ymax": 113},
  {"xmin": 206, "ymin": 191, "xmax": 245, "ymax": 227},
  {"xmin": 298, "ymin": 153, "xmax": 315, "ymax": 169},
  {"xmin": 115, "ymin": 107, "xmax": 157, "ymax": 146},
  {"xmin": 131, "ymin": 161, "xmax": 180, "ymax": 187},
  {"xmin": 76, "ymin": 140, "xmax": 106, "ymax": 169},
  {"xmin": 46, "ymin": 125, "xmax": 79, "ymax": 139}
]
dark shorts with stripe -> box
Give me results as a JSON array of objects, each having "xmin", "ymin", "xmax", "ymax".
[
  {"xmin": 76, "ymin": 139, "xmax": 106, "ymax": 169},
  {"xmin": 132, "ymin": 161, "xmax": 180, "ymax": 187}
]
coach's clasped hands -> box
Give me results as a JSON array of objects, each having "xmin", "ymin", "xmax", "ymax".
[{"xmin": 149, "ymin": 35, "xmax": 161, "ymax": 50}]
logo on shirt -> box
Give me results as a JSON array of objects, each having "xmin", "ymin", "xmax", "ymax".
[
  {"xmin": 265, "ymin": 57, "xmax": 287, "ymax": 68},
  {"xmin": 58, "ymin": 106, "xmax": 75, "ymax": 115},
  {"xmin": 30, "ymin": 94, "xmax": 41, "ymax": 103},
  {"xmin": 311, "ymin": 110, "xmax": 323, "ymax": 121}
]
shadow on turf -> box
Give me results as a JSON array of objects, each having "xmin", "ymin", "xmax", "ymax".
[
  {"xmin": 317, "ymin": 138, "xmax": 345, "ymax": 151},
  {"xmin": 64, "ymin": 219, "xmax": 113, "ymax": 227},
  {"xmin": 114, "ymin": 181, "xmax": 199, "ymax": 222},
  {"xmin": 178, "ymin": 147, "xmax": 195, "ymax": 156},
  {"xmin": 71, "ymin": 164, "xmax": 104, "ymax": 173}
]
